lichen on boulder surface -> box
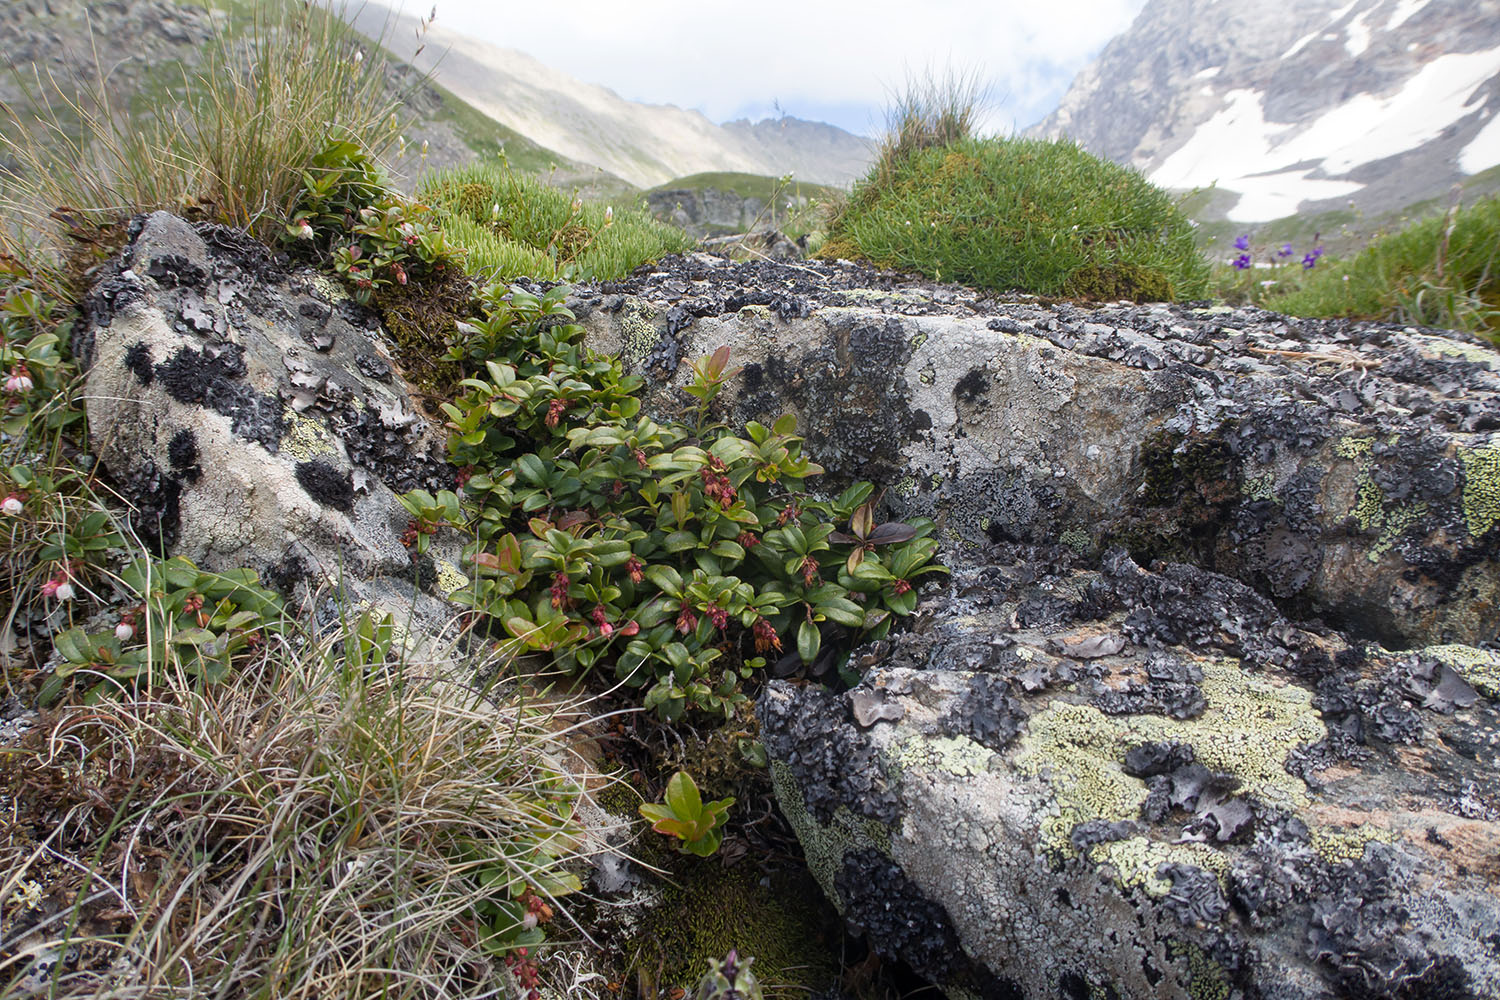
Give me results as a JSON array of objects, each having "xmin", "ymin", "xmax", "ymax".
[
  {"xmin": 759, "ymin": 545, "xmax": 1500, "ymax": 1000},
  {"xmin": 574, "ymin": 253, "xmax": 1500, "ymax": 648},
  {"xmin": 83, "ymin": 212, "xmax": 462, "ymax": 632}
]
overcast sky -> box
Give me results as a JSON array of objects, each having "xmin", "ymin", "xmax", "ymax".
[{"xmin": 409, "ymin": 1, "xmax": 1150, "ymax": 136}]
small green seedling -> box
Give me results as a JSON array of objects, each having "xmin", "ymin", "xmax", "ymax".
[{"xmin": 639, "ymin": 770, "xmax": 734, "ymax": 857}]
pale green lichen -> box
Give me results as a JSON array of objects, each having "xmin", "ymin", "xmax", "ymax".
[
  {"xmin": 1339, "ymin": 435, "xmax": 1432, "ymax": 559},
  {"xmin": 434, "ymin": 559, "xmax": 469, "ymax": 597},
  {"xmin": 1059, "ymin": 526, "xmax": 1092, "ymax": 554},
  {"xmin": 1170, "ymin": 940, "xmax": 1230, "ymax": 1000},
  {"xmin": 1407, "ymin": 331, "xmax": 1500, "ymax": 365},
  {"xmin": 309, "ymin": 274, "xmax": 348, "ymax": 302},
  {"xmin": 1459, "ymin": 446, "xmax": 1500, "ymax": 539},
  {"xmin": 618, "ymin": 300, "xmax": 659, "ymax": 367},
  {"xmin": 279, "ymin": 412, "xmax": 339, "ymax": 461},
  {"xmin": 888, "ymin": 733, "xmax": 994, "ymax": 778},
  {"xmin": 1309, "ymin": 824, "xmax": 1396, "ymax": 864},
  {"xmin": 1240, "ymin": 472, "xmax": 1277, "ymax": 502},
  {"xmin": 909, "ymin": 331, "xmax": 929, "ymax": 349},
  {"xmin": 1423, "ymin": 643, "xmax": 1500, "ymax": 699},
  {"xmin": 1335, "ymin": 435, "xmax": 1374, "ymax": 461},
  {"xmin": 1016, "ymin": 659, "xmax": 1325, "ymax": 863},
  {"xmin": 918, "ymin": 362, "xmax": 937, "ymax": 386}
]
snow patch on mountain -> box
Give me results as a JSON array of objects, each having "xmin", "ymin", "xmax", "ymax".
[
  {"xmin": 1031, "ymin": 0, "xmax": 1500, "ymax": 222},
  {"xmin": 1151, "ymin": 46, "xmax": 1500, "ymax": 220}
]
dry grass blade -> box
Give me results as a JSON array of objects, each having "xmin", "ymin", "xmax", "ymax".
[{"xmin": 1, "ymin": 617, "xmax": 620, "ymax": 999}]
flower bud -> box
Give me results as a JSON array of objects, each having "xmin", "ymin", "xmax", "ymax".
[
  {"xmin": 5, "ymin": 369, "xmax": 34, "ymax": 393},
  {"xmin": 53, "ymin": 581, "xmax": 75, "ymax": 602},
  {"xmin": 1, "ymin": 495, "xmax": 22, "ymax": 516},
  {"xmin": 115, "ymin": 622, "xmax": 135, "ymax": 642}
]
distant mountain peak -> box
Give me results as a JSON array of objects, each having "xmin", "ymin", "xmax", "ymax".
[
  {"xmin": 346, "ymin": 2, "xmax": 869, "ymax": 189},
  {"xmin": 1030, "ymin": 0, "xmax": 1500, "ymax": 222}
]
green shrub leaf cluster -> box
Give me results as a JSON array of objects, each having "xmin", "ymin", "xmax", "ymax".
[{"xmin": 411, "ymin": 282, "xmax": 945, "ymax": 720}]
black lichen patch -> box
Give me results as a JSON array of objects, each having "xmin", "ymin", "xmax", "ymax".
[
  {"xmin": 758, "ymin": 682, "xmax": 899, "ymax": 825},
  {"xmin": 145, "ymin": 252, "xmax": 208, "ymax": 290},
  {"xmin": 294, "ymin": 460, "xmax": 353, "ymax": 512},
  {"xmin": 951, "ymin": 672, "xmax": 1026, "ymax": 751},
  {"xmin": 954, "ymin": 367, "xmax": 989, "ymax": 403},
  {"xmin": 835, "ymin": 849, "xmax": 962, "ymax": 983},
  {"xmin": 153, "ymin": 344, "xmax": 283, "ymax": 451},
  {"xmin": 123, "ymin": 342, "xmax": 153, "ymax": 384},
  {"xmin": 1093, "ymin": 651, "xmax": 1206, "ymax": 720},
  {"xmin": 167, "ymin": 428, "xmax": 200, "ymax": 483},
  {"xmin": 114, "ymin": 461, "xmax": 181, "ymax": 555}
]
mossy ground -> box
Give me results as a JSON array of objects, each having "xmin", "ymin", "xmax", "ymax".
[{"xmin": 819, "ymin": 136, "xmax": 1209, "ymax": 302}]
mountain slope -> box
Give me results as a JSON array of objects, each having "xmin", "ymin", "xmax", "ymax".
[
  {"xmin": 1030, "ymin": 0, "xmax": 1500, "ymax": 222},
  {"xmin": 343, "ymin": 2, "xmax": 870, "ymax": 190}
]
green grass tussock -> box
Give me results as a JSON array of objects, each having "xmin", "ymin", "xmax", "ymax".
[
  {"xmin": 1264, "ymin": 196, "xmax": 1500, "ymax": 336},
  {"xmin": 421, "ymin": 162, "xmax": 692, "ymax": 281},
  {"xmin": 822, "ymin": 136, "xmax": 1210, "ymax": 301}
]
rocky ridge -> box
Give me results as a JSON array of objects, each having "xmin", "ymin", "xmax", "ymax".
[{"xmin": 573, "ymin": 253, "xmax": 1500, "ymax": 650}]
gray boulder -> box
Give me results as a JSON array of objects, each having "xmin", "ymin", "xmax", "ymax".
[
  {"xmin": 573, "ymin": 253, "xmax": 1500, "ymax": 648},
  {"xmin": 83, "ymin": 212, "xmax": 464, "ymax": 633},
  {"xmin": 758, "ymin": 547, "xmax": 1500, "ymax": 1000}
]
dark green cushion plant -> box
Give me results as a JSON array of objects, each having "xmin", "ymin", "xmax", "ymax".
[{"xmin": 821, "ymin": 136, "xmax": 1210, "ymax": 302}]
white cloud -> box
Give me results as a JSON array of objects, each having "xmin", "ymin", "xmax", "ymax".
[{"xmin": 400, "ymin": 1, "xmax": 1146, "ymax": 134}]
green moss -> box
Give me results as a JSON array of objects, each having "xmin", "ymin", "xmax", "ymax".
[
  {"xmin": 1423, "ymin": 643, "xmax": 1500, "ymax": 699},
  {"xmin": 1059, "ymin": 526, "xmax": 1092, "ymax": 554},
  {"xmin": 1459, "ymin": 446, "xmax": 1500, "ymax": 539},
  {"xmin": 636, "ymin": 860, "xmax": 841, "ymax": 996}
]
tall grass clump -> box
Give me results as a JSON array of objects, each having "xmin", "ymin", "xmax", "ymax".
[
  {"xmin": 420, "ymin": 160, "xmax": 693, "ymax": 281},
  {"xmin": 857, "ymin": 67, "xmax": 988, "ymax": 209},
  {"xmin": 0, "ymin": 1, "xmax": 402, "ymax": 246},
  {"xmin": 1264, "ymin": 196, "xmax": 1500, "ymax": 337},
  {"xmin": 1, "ymin": 613, "xmax": 611, "ymax": 998},
  {"xmin": 821, "ymin": 135, "xmax": 1210, "ymax": 302}
]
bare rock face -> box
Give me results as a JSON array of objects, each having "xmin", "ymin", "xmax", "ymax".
[
  {"xmin": 758, "ymin": 547, "xmax": 1500, "ymax": 1000},
  {"xmin": 83, "ymin": 212, "xmax": 462, "ymax": 631},
  {"xmin": 572, "ymin": 253, "xmax": 1500, "ymax": 649}
]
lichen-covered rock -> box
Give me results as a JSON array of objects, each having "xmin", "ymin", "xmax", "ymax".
[
  {"xmin": 83, "ymin": 212, "xmax": 462, "ymax": 631},
  {"xmin": 758, "ymin": 546, "xmax": 1500, "ymax": 1000},
  {"xmin": 573, "ymin": 254, "xmax": 1500, "ymax": 647}
]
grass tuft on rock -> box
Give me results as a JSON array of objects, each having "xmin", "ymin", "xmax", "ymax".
[
  {"xmin": 821, "ymin": 136, "xmax": 1210, "ymax": 302},
  {"xmin": 420, "ymin": 162, "xmax": 693, "ymax": 281}
]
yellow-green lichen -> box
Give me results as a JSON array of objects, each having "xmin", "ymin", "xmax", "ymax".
[
  {"xmin": 434, "ymin": 559, "xmax": 470, "ymax": 597},
  {"xmin": 1309, "ymin": 824, "xmax": 1397, "ymax": 864},
  {"xmin": 1016, "ymin": 659, "xmax": 1325, "ymax": 860},
  {"xmin": 279, "ymin": 412, "xmax": 339, "ymax": 461},
  {"xmin": 1340, "ymin": 435, "xmax": 1432, "ymax": 559},
  {"xmin": 1459, "ymin": 446, "xmax": 1500, "ymax": 539},
  {"xmin": 618, "ymin": 300, "xmax": 660, "ymax": 367},
  {"xmin": 1423, "ymin": 643, "xmax": 1500, "ymax": 699},
  {"xmin": 1335, "ymin": 435, "xmax": 1374, "ymax": 461},
  {"xmin": 1241, "ymin": 472, "xmax": 1277, "ymax": 502},
  {"xmin": 909, "ymin": 332, "xmax": 929, "ymax": 349},
  {"xmin": 888, "ymin": 732, "xmax": 995, "ymax": 778},
  {"xmin": 309, "ymin": 273, "xmax": 348, "ymax": 303},
  {"xmin": 1087, "ymin": 836, "xmax": 1227, "ymax": 897},
  {"xmin": 1169, "ymin": 940, "xmax": 1230, "ymax": 1000}
]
